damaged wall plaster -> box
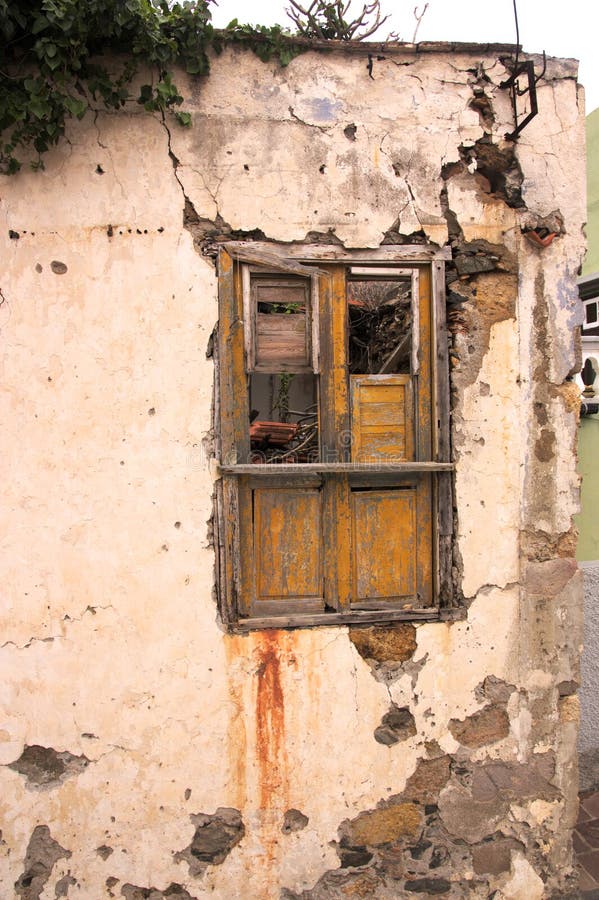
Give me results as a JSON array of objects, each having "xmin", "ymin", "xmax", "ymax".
[{"xmin": 0, "ymin": 41, "xmax": 585, "ymax": 899}]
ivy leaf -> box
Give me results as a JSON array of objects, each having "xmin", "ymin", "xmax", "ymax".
[
  {"xmin": 174, "ymin": 111, "xmax": 191, "ymax": 126},
  {"xmin": 29, "ymin": 98, "xmax": 50, "ymax": 119},
  {"xmin": 64, "ymin": 96, "xmax": 88, "ymax": 119},
  {"xmin": 31, "ymin": 15, "xmax": 49, "ymax": 34}
]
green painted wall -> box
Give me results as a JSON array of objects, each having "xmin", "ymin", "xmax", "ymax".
[
  {"xmin": 577, "ymin": 417, "xmax": 599, "ymax": 561},
  {"xmin": 584, "ymin": 108, "xmax": 599, "ymax": 276},
  {"xmin": 577, "ymin": 110, "xmax": 599, "ymax": 561}
]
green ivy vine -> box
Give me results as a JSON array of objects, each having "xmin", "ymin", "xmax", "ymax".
[{"xmin": 0, "ymin": 0, "xmax": 302, "ymax": 174}]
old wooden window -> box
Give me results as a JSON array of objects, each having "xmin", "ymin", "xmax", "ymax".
[{"xmin": 215, "ymin": 243, "xmax": 454, "ymax": 630}]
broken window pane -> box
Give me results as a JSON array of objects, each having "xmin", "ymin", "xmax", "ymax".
[
  {"xmin": 249, "ymin": 373, "xmax": 319, "ymax": 463},
  {"xmin": 347, "ymin": 277, "xmax": 412, "ymax": 375}
]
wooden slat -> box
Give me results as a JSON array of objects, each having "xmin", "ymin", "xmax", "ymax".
[
  {"xmin": 256, "ymin": 314, "xmax": 308, "ymax": 367},
  {"xmin": 224, "ymin": 241, "xmax": 452, "ymax": 262},
  {"xmin": 234, "ymin": 607, "xmax": 459, "ymax": 632},
  {"xmin": 253, "ymin": 486, "xmax": 324, "ymax": 606},
  {"xmin": 311, "ymin": 277, "xmax": 320, "ymax": 373},
  {"xmin": 319, "ymin": 266, "xmax": 350, "ymax": 461},
  {"xmin": 242, "ymin": 264, "xmax": 253, "ymax": 371},
  {"xmin": 219, "ymin": 461, "xmax": 454, "ymax": 475},
  {"xmin": 251, "ymin": 599, "xmax": 325, "ymax": 616},
  {"xmin": 411, "ymin": 270, "xmax": 420, "ymax": 375},
  {"xmin": 236, "ymin": 476, "xmax": 253, "ymax": 616},
  {"xmin": 352, "ymin": 488, "xmax": 417, "ymax": 602},
  {"xmin": 433, "ymin": 261, "xmax": 451, "ymax": 463},
  {"xmin": 218, "ymin": 249, "xmax": 250, "ymax": 463},
  {"xmin": 217, "ymin": 249, "xmax": 250, "ymax": 617},
  {"xmin": 436, "ymin": 473, "xmax": 455, "ymax": 605},
  {"xmin": 350, "ymin": 375, "xmax": 414, "ymax": 463},
  {"xmin": 415, "ymin": 475, "xmax": 434, "ymax": 606},
  {"xmin": 223, "ymin": 243, "xmax": 328, "ymax": 276},
  {"xmin": 250, "ymin": 277, "xmax": 312, "ymax": 372},
  {"xmin": 246, "ymin": 473, "xmax": 322, "ymax": 489},
  {"xmin": 432, "ymin": 261, "xmax": 453, "ymax": 605},
  {"xmin": 416, "ymin": 266, "xmax": 433, "ymax": 461},
  {"xmin": 320, "ymin": 267, "xmax": 353, "ymax": 610},
  {"xmin": 323, "ymin": 475, "xmax": 352, "ymax": 611}
]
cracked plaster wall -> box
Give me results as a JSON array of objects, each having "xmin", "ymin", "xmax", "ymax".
[{"xmin": 0, "ymin": 45, "xmax": 586, "ymax": 899}]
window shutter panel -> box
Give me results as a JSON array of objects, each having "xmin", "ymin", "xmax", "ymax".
[{"xmin": 350, "ymin": 375, "xmax": 414, "ymax": 463}]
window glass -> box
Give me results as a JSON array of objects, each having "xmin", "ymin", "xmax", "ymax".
[{"xmin": 586, "ymin": 300, "xmax": 598, "ymax": 327}]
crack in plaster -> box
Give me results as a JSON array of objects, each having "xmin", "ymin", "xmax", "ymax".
[
  {"xmin": 2, "ymin": 604, "xmax": 114, "ymax": 650},
  {"xmin": 305, "ymin": 631, "xmax": 345, "ymax": 659},
  {"xmin": 93, "ymin": 116, "xmax": 126, "ymax": 201},
  {"xmin": 288, "ymin": 107, "xmax": 331, "ymax": 133},
  {"xmin": 464, "ymin": 581, "xmax": 519, "ymax": 602},
  {"xmin": 351, "ymin": 656, "xmax": 359, "ymax": 714},
  {"xmin": 189, "ymin": 165, "xmax": 223, "ymax": 210},
  {"xmin": 376, "ymin": 130, "xmax": 425, "ymax": 235},
  {"xmin": 161, "ymin": 116, "xmax": 192, "ymax": 210},
  {"xmin": 92, "ymin": 111, "xmax": 109, "ymax": 150},
  {"xmin": 161, "ymin": 117, "xmax": 227, "ymax": 229}
]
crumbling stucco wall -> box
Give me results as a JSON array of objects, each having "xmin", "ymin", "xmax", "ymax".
[{"xmin": 0, "ymin": 43, "xmax": 585, "ymax": 899}]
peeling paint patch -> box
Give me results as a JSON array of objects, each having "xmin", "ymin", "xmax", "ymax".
[
  {"xmin": 55, "ymin": 873, "xmax": 77, "ymax": 897},
  {"xmin": 349, "ymin": 623, "xmax": 417, "ymax": 673},
  {"xmin": 341, "ymin": 801, "xmax": 422, "ymax": 846},
  {"xmin": 121, "ymin": 884, "xmax": 198, "ymax": 900},
  {"xmin": 282, "ymin": 809, "xmax": 309, "ymax": 834},
  {"xmin": 402, "ymin": 756, "xmax": 452, "ymax": 805},
  {"xmin": 282, "ymin": 869, "xmax": 383, "ymax": 900},
  {"xmin": 471, "ymin": 834, "xmax": 524, "ymax": 876},
  {"xmin": 15, "ymin": 825, "xmax": 71, "ymax": 900},
  {"xmin": 173, "ymin": 808, "xmax": 245, "ymax": 877},
  {"xmin": 475, "ymin": 675, "xmax": 516, "ymax": 705},
  {"xmin": 7, "ymin": 745, "xmax": 90, "ymax": 788},
  {"xmin": 374, "ymin": 705, "xmax": 417, "ymax": 745},
  {"xmin": 448, "ymin": 704, "xmax": 510, "ymax": 748},
  {"xmin": 458, "ymin": 137, "xmax": 524, "ymax": 208}
]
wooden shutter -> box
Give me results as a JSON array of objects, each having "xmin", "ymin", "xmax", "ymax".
[
  {"xmin": 248, "ymin": 480, "xmax": 325, "ymax": 615},
  {"xmin": 350, "ymin": 480, "xmax": 433, "ymax": 609},
  {"xmin": 252, "ymin": 276, "xmax": 312, "ymax": 373},
  {"xmin": 350, "ymin": 375, "xmax": 414, "ymax": 463}
]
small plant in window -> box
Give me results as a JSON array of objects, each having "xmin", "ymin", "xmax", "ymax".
[{"xmin": 274, "ymin": 373, "xmax": 294, "ymax": 422}]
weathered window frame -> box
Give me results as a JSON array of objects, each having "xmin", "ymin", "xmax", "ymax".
[{"xmin": 214, "ymin": 243, "xmax": 456, "ymax": 631}]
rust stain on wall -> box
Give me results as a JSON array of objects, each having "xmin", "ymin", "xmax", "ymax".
[{"xmin": 255, "ymin": 630, "xmax": 289, "ymax": 812}]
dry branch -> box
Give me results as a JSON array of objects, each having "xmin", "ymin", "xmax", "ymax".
[{"xmin": 286, "ymin": 0, "xmax": 391, "ymax": 41}]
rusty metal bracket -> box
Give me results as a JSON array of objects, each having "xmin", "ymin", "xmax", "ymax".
[{"xmin": 500, "ymin": 58, "xmax": 540, "ymax": 141}]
